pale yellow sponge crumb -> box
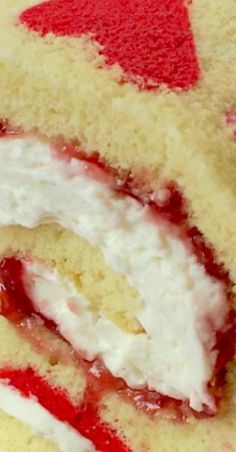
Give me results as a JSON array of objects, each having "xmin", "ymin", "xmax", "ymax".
[
  {"xmin": 102, "ymin": 369, "xmax": 236, "ymax": 452},
  {"xmin": 0, "ymin": 224, "xmax": 143, "ymax": 333},
  {"xmin": 0, "ymin": 316, "xmax": 85, "ymax": 451},
  {"xmin": 0, "ymin": 1, "xmax": 235, "ymax": 450},
  {"xmin": 0, "ymin": 225, "xmax": 235, "ymax": 451},
  {"xmin": 0, "ymin": 410, "xmax": 58, "ymax": 452},
  {"xmin": 0, "ymin": 319, "xmax": 235, "ymax": 452},
  {"xmin": 0, "ymin": 1, "xmax": 236, "ymax": 280},
  {"xmin": 0, "ymin": 316, "xmax": 86, "ymax": 401}
]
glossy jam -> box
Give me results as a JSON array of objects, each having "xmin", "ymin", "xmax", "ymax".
[
  {"xmin": 0, "ymin": 122, "xmax": 21, "ymax": 138},
  {"xmin": 0, "ymin": 122, "xmax": 235, "ymax": 427},
  {"xmin": 0, "ymin": 119, "xmax": 231, "ymax": 285},
  {"xmin": 54, "ymin": 137, "xmax": 230, "ymax": 284},
  {"xmin": 20, "ymin": 0, "xmax": 200, "ymax": 90},
  {"xmin": 0, "ymin": 257, "xmax": 235, "ymax": 423}
]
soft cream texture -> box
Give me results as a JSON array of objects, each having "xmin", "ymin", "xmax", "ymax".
[
  {"xmin": 0, "ymin": 231, "xmax": 235, "ymax": 452},
  {"xmin": 0, "ymin": 382, "xmax": 95, "ymax": 452},
  {"xmin": 1, "ymin": 0, "xmax": 236, "ymax": 282},
  {"xmin": 0, "ymin": 135, "xmax": 228, "ymax": 410},
  {"xmin": 0, "ymin": 222, "xmax": 142, "ymax": 334},
  {"xmin": 23, "ymin": 259, "xmax": 223, "ymax": 412}
]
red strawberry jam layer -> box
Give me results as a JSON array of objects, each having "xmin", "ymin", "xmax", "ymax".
[
  {"xmin": 54, "ymin": 137, "xmax": 230, "ymax": 284},
  {"xmin": 0, "ymin": 121, "xmax": 235, "ymax": 424},
  {"xmin": 0, "ymin": 119, "xmax": 230, "ymax": 284},
  {"xmin": 0, "ymin": 257, "xmax": 235, "ymax": 425},
  {"xmin": 20, "ymin": 0, "xmax": 200, "ymax": 90}
]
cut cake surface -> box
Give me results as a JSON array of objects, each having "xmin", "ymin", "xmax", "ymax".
[{"xmin": 0, "ymin": 1, "xmax": 235, "ymax": 451}]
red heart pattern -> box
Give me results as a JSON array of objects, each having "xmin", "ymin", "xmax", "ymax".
[{"xmin": 20, "ymin": 0, "xmax": 200, "ymax": 90}]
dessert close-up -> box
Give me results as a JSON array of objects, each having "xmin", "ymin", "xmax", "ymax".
[{"xmin": 0, "ymin": 0, "xmax": 235, "ymax": 451}]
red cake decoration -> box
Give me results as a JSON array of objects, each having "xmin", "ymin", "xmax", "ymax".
[
  {"xmin": 20, "ymin": 0, "xmax": 200, "ymax": 90},
  {"xmin": 0, "ymin": 367, "xmax": 131, "ymax": 452}
]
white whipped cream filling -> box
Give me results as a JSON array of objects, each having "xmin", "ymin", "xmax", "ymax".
[
  {"xmin": 0, "ymin": 137, "xmax": 228, "ymax": 411},
  {"xmin": 0, "ymin": 381, "xmax": 95, "ymax": 452}
]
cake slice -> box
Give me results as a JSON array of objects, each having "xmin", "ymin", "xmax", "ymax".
[{"xmin": 0, "ymin": 0, "xmax": 235, "ymax": 451}]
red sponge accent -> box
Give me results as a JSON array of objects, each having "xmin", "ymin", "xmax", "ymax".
[
  {"xmin": 20, "ymin": 0, "xmax": 200, "ymax": 90},
  {"xmin": 0, "ymin": 367, "xmax": 131, "ymax": 452}
]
